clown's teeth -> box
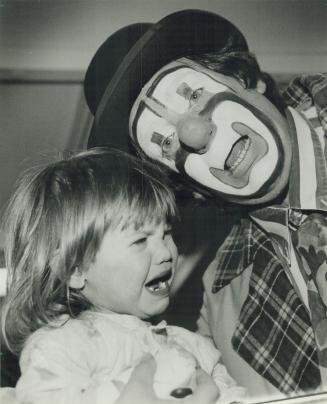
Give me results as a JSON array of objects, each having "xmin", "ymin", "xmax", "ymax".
[
  {"xmin": 230, "ymin": 138, "xmax": 250, "ymax": 170},
  {"xmin": 226, "ymin": 137, "xmax": 250, "ymax": 171}
]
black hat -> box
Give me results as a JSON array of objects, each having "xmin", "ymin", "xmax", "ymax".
[{"xmin": 84, "ymin": 9, "xmax": 248, "ymax": 151}]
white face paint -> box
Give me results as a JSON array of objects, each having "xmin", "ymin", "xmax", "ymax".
[{"xmin": 130, "ymin": 58, "xmax": 292, "ymax": 205}]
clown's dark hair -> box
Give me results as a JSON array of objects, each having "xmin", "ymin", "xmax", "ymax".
[
  {"xmin": 1, "ymin": 148, "xmax": 177, "ymax": 354},
  {"xmin": 190, "ymin": 51, "xmax": 287, "ymax": 115}
]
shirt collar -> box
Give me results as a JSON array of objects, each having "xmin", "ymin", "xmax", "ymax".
[{"xmin": 81, "ymin": 309, "xmax": 151, "ymax": 330}]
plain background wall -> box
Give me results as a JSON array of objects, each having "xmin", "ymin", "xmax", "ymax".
[
  {"xmin": 1, "ymin": 0, "xmax": 326, "ymax": 73},
  {"xmin": 0, "ymin": 0, "xmax": 326, "ymax": 246}
]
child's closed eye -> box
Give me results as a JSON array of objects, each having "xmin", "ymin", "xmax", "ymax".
[{"xmin": 132, "ymin": 237, "xmax": 147, "ymax": 246}]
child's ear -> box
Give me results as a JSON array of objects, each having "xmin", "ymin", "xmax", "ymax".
[
  {"xmin": 69, "ymin": 267, "xmax": 86, "ymax": 289},
  {"xmin": 256, "ymin": 79, "xmax": 266, "ymax": 94}
]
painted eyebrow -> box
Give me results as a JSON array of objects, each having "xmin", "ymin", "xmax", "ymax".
[
  {"xmin": 151, "ymin": 131, "xmax": 165, "ymax": 146},
  {"xmin": 176, "ymin": 82, "xmax": 193, "ymax": 99}
]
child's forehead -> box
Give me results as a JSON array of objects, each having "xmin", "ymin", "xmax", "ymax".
[
  {"xmin": 105, "ymin": 195, "xmax": 176, "ymax": 233},
  {"xmin": 124, "ymin": 216, "xmax": 169, "ymax": 232}
]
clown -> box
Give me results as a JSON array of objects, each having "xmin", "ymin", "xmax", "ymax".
[
  {"xmin": 129, "ymin": 57, "xmax": 291, "ymax": 205},
  {"xmin": 84, "ymin": 9, "xmax": 327, "ymax": 403}
]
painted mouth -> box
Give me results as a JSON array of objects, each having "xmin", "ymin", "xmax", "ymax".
[
  {"xmin": 209, "ymin": 122, "xmax": 268, "ymax": 188},
  {"xmin": 145, "ymin": 270, "xmax": 173, "ymax": 294}
]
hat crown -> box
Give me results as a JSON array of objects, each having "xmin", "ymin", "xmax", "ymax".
[{"xmin": 84, "ymin": 23, "xmax": 152, "ymax": 115}]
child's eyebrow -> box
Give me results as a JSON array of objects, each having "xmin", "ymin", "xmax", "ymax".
[
  {"xmin": 126, "ymin": 226, "xmax": 151, "ymax": 235},
  {"xmin": 124, "ymin": 231, "xmax": 147, "ymax": 241},
  {"xmin": 133, "ymin": 223, "xmax": 170, "ymax": 234}
]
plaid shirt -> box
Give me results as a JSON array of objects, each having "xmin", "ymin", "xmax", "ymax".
[
  {"xmin": 212, "ymin": 74, "xmax": 327, "ymax": 395},
  {"xmin": 283, "ymin": 74, "xmax": 327, "ymax": 133}
]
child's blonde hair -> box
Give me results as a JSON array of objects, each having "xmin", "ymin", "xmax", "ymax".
[{"xmin": 1, "ymin": 148, "xmax": 176, "ymax": 354}]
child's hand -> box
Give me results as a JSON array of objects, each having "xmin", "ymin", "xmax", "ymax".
[
  {"xmin": 188, "ymin": 367, "xmax": 221, "ymax": 403},
  {"xmin": 115, "ymin": 354, "xmax": 220, "ymax": 404}
]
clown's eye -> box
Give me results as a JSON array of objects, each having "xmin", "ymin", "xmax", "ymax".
[
  {"xmin": 162, "ymin": 134, "xmax": 174, "ymax": 153},
  {"xmin": 190, "ymin": 88, "xmax": 203, "ymax": 103},
  {"xmin": 161, "ymin": 133, "xmax": 179, "ymax": 160}
]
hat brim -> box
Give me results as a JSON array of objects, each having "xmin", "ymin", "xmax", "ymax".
[{"xmin": 87, "ymin": 9, "xmax": 248, "ymax": 152}]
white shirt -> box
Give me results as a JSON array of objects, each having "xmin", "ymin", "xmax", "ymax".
[{"xmin": 15, "ymin": 310, "xmax": 246, "ymax": 404}]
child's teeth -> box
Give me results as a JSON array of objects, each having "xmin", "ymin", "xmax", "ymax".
[{"xmin": 148, "ymin": 281, "xmax": 168, "ymax": 292}]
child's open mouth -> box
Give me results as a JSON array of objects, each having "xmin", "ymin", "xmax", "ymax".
[{"xmin": 145, "ymin": 270, "xmax": 173, "ymax": 294}]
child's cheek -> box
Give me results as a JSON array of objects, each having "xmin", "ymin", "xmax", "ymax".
[{"xmin": 170, "ymin": 239, "xmax": 178, "ymax": 266}]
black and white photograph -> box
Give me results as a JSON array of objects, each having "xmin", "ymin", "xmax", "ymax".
[{"xmin": 0, "ymin": 1, "xmax": 327, "ymax": 403}]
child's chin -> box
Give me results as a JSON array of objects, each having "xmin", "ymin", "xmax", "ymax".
[{"xmin": 141, "ymin": 301, "xmax": 170, "ymax": 319}]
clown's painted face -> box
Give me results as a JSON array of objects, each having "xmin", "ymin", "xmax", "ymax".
[{"xmin": 130, "ymin": 58, "xmax": 292, "ymax": 205}]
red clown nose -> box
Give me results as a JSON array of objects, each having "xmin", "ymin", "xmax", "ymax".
[{"xmin": 177, "ymin": 117, "xmax": 215, "ymax": 152}]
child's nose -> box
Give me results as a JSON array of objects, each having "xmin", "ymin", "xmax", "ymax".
[{"xmin": 154, "ymin": 239, "xmax": 173, "ymax": 263}]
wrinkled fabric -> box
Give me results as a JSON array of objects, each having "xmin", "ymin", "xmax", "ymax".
[
  {"xmin": 283, "ymin": 74, "xmax": 327, "ymax": 133},
  {"xmin": 16, "ymin": 311, "xmax": 246, "ymax": 404}
]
